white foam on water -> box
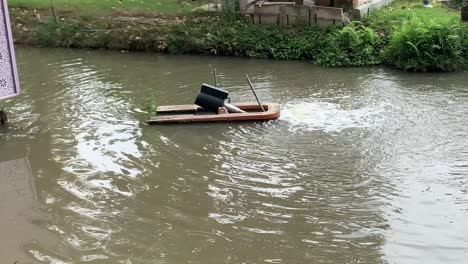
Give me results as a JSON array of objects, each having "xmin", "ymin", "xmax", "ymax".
[{"xmin": 280, "ymin": 100, "xmax": 386, "ymax": 132}]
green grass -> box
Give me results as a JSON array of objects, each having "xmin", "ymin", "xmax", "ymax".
[
  {"xmin": 365, "ymin": 0, "xmax": 462, "ymax": 33},
  {"xmin": 8, "ymin": 0, "xmax": 203, "ymax": 15}
]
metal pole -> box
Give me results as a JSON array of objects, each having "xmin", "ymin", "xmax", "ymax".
[
  {"xmin": 51, "ymin": 0, "xmax": 58, "ymax": 24},
  {"xmin": 245, "ymin": 74, "xmax": 266, "ymax": 112},
  {"xmin": 213, "ymin": 69, "xmax": 218, "ymax": 87}
]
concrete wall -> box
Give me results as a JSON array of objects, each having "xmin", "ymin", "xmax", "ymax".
[
  {"xmin": 244, "ymin": 0, "xmax": 396, "ymax": 22},
  {"xmin": 252, "ymin": 4, "xmax": 345, "ymax": 27},
  {"xmin": 353, "ymin": 0, "xmax": 394, "ymax": 18}
]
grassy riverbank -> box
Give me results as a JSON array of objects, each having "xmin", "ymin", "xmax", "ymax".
[
  {"xmin": 366, "ymin": 2, "xmax": 467, "ymax": 71},
  {"xmin": 9, "ymin": 0, "xmax": 468, "ymax": 71},
  {"xmin": 9, "ymin": 0, "xmax": 203, "ymax": 15}
]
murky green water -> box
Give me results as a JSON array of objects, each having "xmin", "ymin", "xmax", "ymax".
[{"xmin": 1, "ymin": 47, "xmax": 467, "ymax": 264}]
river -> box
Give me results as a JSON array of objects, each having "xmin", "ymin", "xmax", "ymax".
[{"xmin": 1, "ymin": 47, "xmax": 467, "ymax": 264}]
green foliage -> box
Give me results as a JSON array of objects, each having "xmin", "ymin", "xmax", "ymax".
[
  {"xmin": 316, "ymin": 22, "xmax": 382, "ymax": 67},
  {"xmin": 167, "ymin": 21, "xmax": 210, "ymax": 54},
  {"xmin": 144, "ymin": 93, "xmax": 157, "ymax": 119},
  {"xmin": 384, "ymin": 18, "xmax": 465, "ymax": 71},
  {"xmin": 11, "ymin": 0, "xmax": 468, "ymax": 72},
  {"xmin": 451, "ymin": 0, "xmax": 468, "ymax": 9},
  {"xmin": 167, "ymin": 14, "xmax": 325, "ymax": 60},
  {"xmin": 36, "ymin": 19, "xmax": 83, "ymax": 47},
  {"xmin": 463, "ymin": 26, "xmax": 468, "ymax": 63},
  {"xmin": 364, "ymin": 0, "xmax": 460, "ymax": 35},
  {"xmin": 33, "ymin": 15, "xmax": 168, "ymax": 51}
]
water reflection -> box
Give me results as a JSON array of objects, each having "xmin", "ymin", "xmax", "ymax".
[
  {"xmin": 2, "ymin": 47, "xmax": 467, "ymax": 263},
  {"xmin": 0, "ymin": 152, "xmax": 58, "ymax": 263},
  {"xmin": 0, "ymin": 157, "xmax": 36, "ymax": 263}
]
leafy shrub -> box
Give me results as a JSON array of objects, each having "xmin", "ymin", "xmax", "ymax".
[
  {"xmin": 451, "ymin": 0, "xmax": 467, "ymax": 9},
  {"xmin": 144, "ymin": 93, "xmax": 157, "ymax": 120},
  {"xmin": 165, "ymin": 14, "xmax": 325, "ymax": 60},
  {"xmin": 19, "ymin": 6, "xmax": 466, "ymax": 71},
  {"xmin": 315, "ymin": 22, "xmax": 382, "ymax": 67},
  {"xmin": 167, "ymin": 23, "xmax": 209, "ymax": 54},
  {"xmin": 462, "ymin": 25, "xmax": 468, "ymax": 64},
  {"xmin": 36, "ymin": 19, "xmax": 83, "ymax": 47},
  {"xmin": 384, "ymin": 18, "xmax": 464, "ymax": 71}
]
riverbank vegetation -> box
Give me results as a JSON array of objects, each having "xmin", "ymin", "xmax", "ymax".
[
  {"xmin": 365, "ymin": 1, "xmax": 467, "ymax": 71},
  {"xmin": 316, "ymin": 22, "xmax": 383, "ymax": 67},
  {"xmin": 9, "ymin": 0, "xmax": 203, "ymax": 15},
  {"xmin": 9, "ymin": 0, "xmax": 468, "ymax": 72},
  {"xmin": 384, "ymin": 19, "xmax": 465, "ymax": 71}
]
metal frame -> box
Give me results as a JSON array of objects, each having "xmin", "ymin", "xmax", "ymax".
[{"xmin": 0, "ymin": 0, "xmax": 20, "ymax": 100}]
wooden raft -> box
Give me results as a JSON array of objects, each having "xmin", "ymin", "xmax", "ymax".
[{"xmin": 149, "ymin": 102, "xmax": 281, "ymax": 124}]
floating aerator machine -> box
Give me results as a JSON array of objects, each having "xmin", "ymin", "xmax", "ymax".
[
  {"xmin": 194, "ymin": 84, "xmax": 244, "ymax": 113},
  {"xmin": 148, "ymin": 72, "xmax": 280, "ymax": 124}
]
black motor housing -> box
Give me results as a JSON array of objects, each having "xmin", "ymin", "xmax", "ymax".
[
  {"xmin": 200, "ymin": 84, "xmax": 229, "ymax": 100},
  {"xmin": 194, "ymin": 84, "xmax": 229, "ymax": 113}
]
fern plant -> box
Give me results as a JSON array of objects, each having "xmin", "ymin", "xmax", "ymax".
[
  {"xmin": 384, "ymin": 18, "xmax": 464, "ymax": 72},
  {"xmin": 316, "ymin": 22, "xmax": 383, "ymax": 67}
]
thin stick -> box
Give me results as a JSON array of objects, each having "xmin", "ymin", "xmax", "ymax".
[
  {"xmin": 245, "ymin": 74, "xmax": 265, "ymax": 112},
  {"xmin": 51, "ymin": 0, "xmax": 58, "ymax": 24},
  {"xmin": 213, "ymin": 69, "xmax": 218, "ymax": 86}
]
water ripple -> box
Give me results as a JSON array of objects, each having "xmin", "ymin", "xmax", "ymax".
[{"xmin": 7, "ymin": 49, "xmax": 468, "ymax": 264}]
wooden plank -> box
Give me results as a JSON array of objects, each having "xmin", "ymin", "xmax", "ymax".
[
  {"xmin": 314, "ymin": 6, "xmax": 343, "ymax": 20},
  {"xmin": 262, "ymin": 1, "xmax": 295, "ymax": 4},
  {"xmin": 156, "ymin": 104, "xmax": 199, "ymax": 113}
]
